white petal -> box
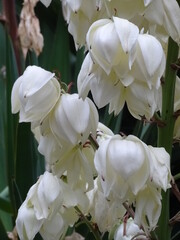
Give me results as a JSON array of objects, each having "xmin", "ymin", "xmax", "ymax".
[
  {"xmin": 40, "ymin": 0, "xmax": 52, "ymax": 7},
  {"xmin": 77, "ymin": 53, "xmax": 93, "ymax": 99},
  {"xmin": 11, "ymin": 76, "xmax": 23, "ymax": 113},
  {"xmin": 16, "ymin": 202, "xmax": 43, "ymax": 240},
  {"xmin": 40, "ymin": 213, "xmax": 65, "ymax": 240},
  {"xmin": 62, "ymin": 94, "xmax": 90, "ymax": 135},
  {"xmin": 162, "ymin": 0, "xmax": 180, "ymax": 44},
  {"xmin": 113, "ymin": 17, "xmax": 139, "ymax": 54},
  {"xmin": 136, "ymin": 34, "xmax": 164, "ymax": 79},
  {"xmin": 87, "ymin": 19, "xmax": 121, "ymax": 74},
  {"xmin": 21, "ymin": 66, "xmax": 55, "ymax": 97},
  {"xmin": 126, "ymin": 81, "xmax": 158, "ymax": 120}
]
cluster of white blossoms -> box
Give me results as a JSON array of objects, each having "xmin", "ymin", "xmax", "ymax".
[
  {"xmin": 11, "ymin": 65, "xmax": 172, "ymax": 239},
  {"xmin": 78, "ymin": 17, "xmax": 165, "ymax": 119},
  {"xmin": 41, "ymin": 0, "xmax": 180, "ymax": 48},
  {"xmin": 12, "ymin": 0, "xmax": 180, "ymax": 239}
]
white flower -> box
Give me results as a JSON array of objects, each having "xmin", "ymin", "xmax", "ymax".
[
  {"xmin": 78, "ymin": 53, "xmax": 159, "ymax": 119},
  {"xmin": 40, "ymin": 208, "xmax": 78, "ymax": 240},
  {"xmin": 86, "ymin": 17, "xmax": 139, "ymax": 77},
  {"xmin": 114, "ymin": 218, "xmax": 146, "ymax": 240},
  {"xmin": 131, "ymin": 33, "xmax": 165, "ymax": 89},
  {"xmin": 11, "ymin": 66, "xmax": 60, "ymax": 124},
  {"xmin": 148, "ymin": 146, "xmax": 171, "ymax": 191},
  {"xmin": 96, "ymin": 122, "xmax": 114, "ymax": 145},
  {"xmin": 86, "ymin": 177, "xmax": 126, "ymax": 232},
  {"xmin": 94, "ymin": 135, "xmax": 150, "ymax": 200},
  {"xmin": 16, "ymin": 172, "xmax": 82, "ymax": 240},
  {"xmin": 48, "ymin": 93, "xmax": 98, "ymax": 190},
  {"xmin": 144, "ymin": 0, "xmax": 180, "ymax": 44},
  {"xmin": 61, "ymin": 0, "xmax": 105, "ymax": 49},
  {"xmin": 109, "ymin": 80, "xmax": 159, "ymax": 119},
  {"xmin": 16, "ymin": 202, "xmax": 43, "ymax": 240},
  {"xmin": 134, "ymin": 184, "xmax": 162, "ymax": 232},
  {"xmin": 50, "ymin": 93, "xmax": 98, "ymax": 146},
  {"xmin": 105, "ymin": 0, "xmax": 146, "ymax": 20}
]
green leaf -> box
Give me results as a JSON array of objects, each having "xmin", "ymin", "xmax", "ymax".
[
  {"xmin": 38, "ymin": 5, "xmax": 71, "ymax": 83},
  {"xmin": 0, "ymin": 196, "xmax": 13, "ymax": 214},
  {"xmin": 15, "ymin": 122, "xmax": 45, "ymax": 203},
  {"xmin": 0, "ymin": 218, "xmax": 9, "ymax": 240},
  {"xmin": 4, "ymin": 26, "xmax": 19, "ymax": 216}
]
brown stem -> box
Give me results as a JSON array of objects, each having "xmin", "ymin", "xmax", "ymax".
[{"xmin": 2, "ymin": 0, "xmax": 21, "ymax": 75}]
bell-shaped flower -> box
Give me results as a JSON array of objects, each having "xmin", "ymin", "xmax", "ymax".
[
  {"xmin": 86, "ymin": 177, "xmax": 126, "ymax": 233},
  {"xmin": 105, "ymin": 0, "xmax": 146, "ymax": 20},
  {"xmin": 144, "ymin": 0, "xmax": 180, "ymax": 44},
  {"xmin": 148, "ymin": 146, "xmax": 171, "ymax": 191},
  {"xmin": 86, "ymin": 17, "xmax": 139, "ymax": 77},
  {"xmin": 131, "ymin": 33, "xmax": 165, "ymax": 89},
  {"xmin": 11, "ymin": 65, "xmax": 61, "ymax": 124},
  {"xmin": 114, "ymin": 218, "xmax": 146, "ymax": 240},
  {"xmin": 27, "ymin": 171, "xmax": 64, "ymax": 220},
  {"xmin": 94, "ymin": 135, "xmax": 150, "ymax": 201},
  {"xmin": 16, "ymin": 172, "xmax": 63, "ymax": 239},
  {"xmin": 16, "ymin": 171, "xmax": 84, "ymax": 240},
  {"xmin": 78, "ymin": 53, "xmax": 122, "ymax": 108},
  {"xmin": 39, "ymin": 212, "xmax": 66, "ymax": 240},
  {"xmin": 16, "ymin": 201, "xmax": 43, "ymax": 240},
  {"xmin": 78, "ymin": 52, "xmax": 159, "ymax": 120},
  {"xmin": 61, "ymin": 0, "xmax": 105, "ymax": 49},
  {"xmin": 50, "ymin": 93, "xmax": 98, "ymax": 146},
  {"xmin": 52, "ymin": 142, "xmax": 96, "ymax": 191},
  {"xmin": 108, "ymin": 80, "xmax": 159, "ymax": 119},
  {"xmin": 124, "ymin": 81, "xmax": 159, "ymax": 119},
  {"xmin": 134, "ymin": 184, "xmax": 162, "ymax": 232},
  {"xmin": 40, "ymin": 208, "xmax": 79, "ymax": 240},
  {"xmin": 96, "ymin": 122, "xmax": 114, "ymax": 145}
]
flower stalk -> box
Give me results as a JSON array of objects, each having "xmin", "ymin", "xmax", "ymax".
[
  {"xmin": 75, "ymin": 206, "xmax": 102, "ymax": 240},
  {"xmin": 157, "ymin": 37, "xmax": 179, "ymax": 240}
]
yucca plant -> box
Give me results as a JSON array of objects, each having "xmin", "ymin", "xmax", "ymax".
[{"xmin": 0, "ymin": 1, "xmax": 180, "ymax": 240}]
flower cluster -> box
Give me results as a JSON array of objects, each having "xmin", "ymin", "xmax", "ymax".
[
  {"xmin": 11, "ymin": 66, "xmax": 97, "ymax": 238},
  {"xmin": 12, "ymin": 0, "xmax": 180, "ymax": 239},
  {"xmin": 77, "ymin": 17, "xmax": 165, "ymax": 119},
  {"xmin": 12, "ymin": 64, "xmax": 172, "ymax": 239},
  {"xmin": 93, "ymin": 134, "xmax": 171, "ymax": 232}
]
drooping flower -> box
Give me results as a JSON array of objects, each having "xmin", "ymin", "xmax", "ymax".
[
  {"xmin": 86, "ymin": 17, "xmax": 139, "ymax": 78},
  {"xmin": 50, "ymin": 93, "xmax": 98, "ymax": 146},
  {"xmin": 134, "ymin": 183, "xmax": 162, "ymax": 232},
  {"xmin": 61, "ymin": 0, "xmax": 105, "ymax": 49},
  {"xmin": 45, "ymin": 93, "xmax": 99, "ymax": 190},
  {"xmin": 16, "ymin": 171, "xmax": 82, "ymax": 240},
  {"xmin": 11, "ymin": 66, "xmax": 61, "ymax": 124},
  {"xmin": 86, "ymin": 177, "xmax": 126, "ymax": 233},
  {"xmin": 114, "ymin": 217, "xmax": 147, "ymax": 240},
  {"xmin": 78, "ymin": 52, "xmax": 160, "ymax": 119},
  {"xmin": 144, "ymin": 0, "xmax": 180, "ymax": 44},
  {"xmin": 148, "ymin": 145, "xmax": 171, "ymax": 191},
  {"xmin": 131, "ymin": 33, "xmax": 165, "ymax": 89},
  {"xmin": 94, "ymin": 135, "xmax": 150, "ymax": 201}
]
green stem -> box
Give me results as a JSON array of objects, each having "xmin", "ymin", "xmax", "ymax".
[
  {"xmin": 74, "ymin": 206, "xmax": 102, "ymax": 240},
  {"xmin": 156, "ymin": 37, "xmax": 179, "ymax": 239}
]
